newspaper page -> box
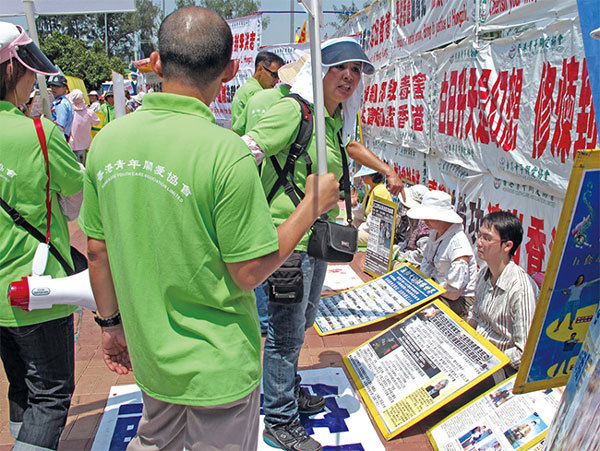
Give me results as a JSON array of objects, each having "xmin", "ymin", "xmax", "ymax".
[
  {"xmin": 344, "ymin": 301, "xmax": 510, "ymax": 439},
  {"xmin": 427, "ymin": 375, "xmax": 563, "ymax": 451},
  {"xmin": 364, "ymin": 197, "xmax": 398, "ymax": 277},
  {"xmin": 322, "ymin": 265, "xmax": 365, "ymax": 292},
  {"xmin": 314, "ymin": 263, "xmax": 444, "ymax": 336},
  {"xmin": 544, "ymin": 304, "xmax": 600, "ymax": 450}
]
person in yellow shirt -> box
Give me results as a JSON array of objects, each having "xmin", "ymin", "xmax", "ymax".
[{"xmin": 352, "ymin": 166, "xmax": 393, "ymax": 245}]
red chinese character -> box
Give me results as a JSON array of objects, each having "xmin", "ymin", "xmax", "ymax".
[
  {"xmin": 413, "ymin": 73, "xmax": 426, "ymax": 99},
  {"xmin": 385, "ymin": 12, "xmax": 391, "ymax": 39},
  {"xmin": 551, "ymin": 57, "xmax": 579, "ymax": 163},
  {"xmin": 476, "ymin": 69, "xmax": 491, "ymax": 144},
  {"xmin": 487, "ymin": 202, "xmax": 502, "ymax": 213},
  {"xmin": 239, "ymin": 33, "xmax": 245, "ymax": 52},
  {"xmin": 363, "ymin": 85, "xmax": 371, "ymax": 102},
  {"xmin": 464, "ymin": 68, "xmax": 478, "ymax": 141},
  {"xmin": 574, "ymin": 59, "xmax": 598, "ymax": 152},
  {"xmin": 428, "ymin": 180, "xmax": 438, "ymax": 190},
  {"xmin": 243, "ymin": 32, "xmax": 250, "ymax": 50},
  {"xmin": 446, "ymin": 70, "xmax": 458, "ymax": 137},
  {"xmin": 397, "ymin": 104, "xmax": 409, "ymax": 128},
  {"xmin": 412, "ymin": 105, "xmax": 424, "ymax": 131},
  {"xmin": 367, "ymin": 107, "xmax": 375, "ymax": 125},
  {"xmin": 369, "ymin": 84, "xmax": 378, "ymax": 103},
  {"xmin": 455, "ymin": 68, "xmax": 467, "ymax": 138},
  {"xmin": 378, "ymin": 81, "xmax": 388, "ymax": 103},
  {"xmin": 532, "ymin": 62, "xmax": 556, "ymax": 159},
  {"xmin": 438, "ymin": 72, "xmax": 448, "ymax": 134},
  {"xmin": 387, "ymin": 79, "xmax": 398, "ymax": 101},
  {"xmin": 249, "ymin": 32, "xmax": 256, "ymax": 50},
  {"xmin": 525, "ymin": 216, "xmax": 546, "ymax": 273},
  {"xmin": 386, "ymin": 105, "xmax": 396, "ymax": 127},
  {"xmin": 371, "ymin": 19, "xmax": 378, "ymax": 47},
  {"xmin": 399, "ymin": 75, "xmax": 411, "ymax": 100},
  {"xmin": 233, "ymin": 34, "xmax": 240, "ymax": 52},
  {"xmin": 397, "ymin": 0, "xmax": 411, "ymax": 27}
]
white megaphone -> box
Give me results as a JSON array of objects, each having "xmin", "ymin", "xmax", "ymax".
[{"xmin": 7, "ymin": 243, "xmax": 97, "ymax": 311}]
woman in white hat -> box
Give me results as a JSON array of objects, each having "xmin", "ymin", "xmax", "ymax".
[
  {"xmin": 0, "ymin": 21, "xmax": 83, "ymax": 450},
  {"xmin": 407, "ymin": 190, "xmax": 478, "ymax": 318},
  {"xmin": 393, "ymin": 184, "xmax": 431, "ymax": 265}
]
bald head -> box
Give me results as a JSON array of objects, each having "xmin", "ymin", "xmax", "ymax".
[{"xmin": 159, "ymin": 7, "xmax": 232, "ymax": 87}]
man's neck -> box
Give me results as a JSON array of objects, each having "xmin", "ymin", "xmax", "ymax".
[
  {"xmin": 487, "ymin": 256, "xmax": 510, "ymax": 286},
  {"xmin": 162, "ymin": 78, "xmax": 218, "ymax": 106}
]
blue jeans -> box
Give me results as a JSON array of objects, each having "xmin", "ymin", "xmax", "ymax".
[
  {"xmin": 262, "ymin": 252, "xmax": 328, "ymax": 426},
  {"xmin": 0, "ymin": 315, "xmax": 75, "ymax": 450},
  {"xmin": 255, "ymin": 282, "xmax": 269, "ymax": 334}
]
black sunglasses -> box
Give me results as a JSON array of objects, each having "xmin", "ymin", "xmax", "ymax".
[{"xmin": 261, "ymin": 64, "xmax": 279, "ymax": 79}]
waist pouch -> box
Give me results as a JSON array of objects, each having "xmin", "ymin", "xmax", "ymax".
[
  {"xmin": 307, "ymin": 219, "xmax": 358, "ymax": 263},
  {"xmin": 267, "ymin": 252, "xmax": 304, "ymax": 304}
]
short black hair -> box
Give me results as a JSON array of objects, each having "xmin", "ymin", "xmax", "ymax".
[
  {"xmin": 0, "ymin": 60, "xmax": 27, "ymax": 101},
  {"xmin": 159, "ymin": 7, "xmax": 232, "ymax": 86},
  {"xmin": 481, "ymin": 211, "xmax": 523, "ymax": 257},
  {"xmin": 255, "ymin": 51, "xmax": 284, "ymax": 71},
  {"xmin": 370, "ymin": 172, "xmax": 385, "ymax": 184}
]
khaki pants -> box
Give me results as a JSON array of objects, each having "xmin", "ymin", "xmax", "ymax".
[{"xmin": 127, "ymin": 386, "xmax": 260, "ymax": 451}]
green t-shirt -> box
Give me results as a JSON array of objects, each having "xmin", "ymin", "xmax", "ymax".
[
  {"xmin": 247, "ymin": 96, "xmax": 344, "ymax": 251},
  {"xmin": 231, "ymin": 85, "xmax": 290, "ymax": 135},
  {"xmin": 79, "ymin": 92, "xmax": 279, "ymax": 406},
  {"xmin": 99, "ymin": 103, "xmax": 115, "ymax": 123},
  {"xmin": 0, "ymin": 101, "xmax": 83, "ymax": 327},
  {"xmin": 230, "ymin": 77, "xmax": 262, "ymax": 127}
]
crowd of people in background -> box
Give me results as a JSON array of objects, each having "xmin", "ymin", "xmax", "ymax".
[{"xmin": 0, "ymin": 5, "xmax": 544, "ymax": 451}]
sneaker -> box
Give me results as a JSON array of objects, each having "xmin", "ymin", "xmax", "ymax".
[
  {"xmin": 263, "ymin": 419, "xmax": 322, "ymax": 451},
  {"xmin": 297, "ymin": 387, "xmax": 326, "ymax": 413}
]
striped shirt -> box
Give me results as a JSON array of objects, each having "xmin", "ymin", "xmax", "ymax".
[{"xmin": 469, "ymin": 261, "xmax": 537, "ymax": 369}]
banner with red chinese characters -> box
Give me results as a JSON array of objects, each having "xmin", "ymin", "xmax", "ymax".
[
  {"xmin": 478, "ymin": 0, "xmax": 578, "ymax": 30},
  {"xmin": 210, "ymin": 14, "xmax": 262, "ymax": 128},
  {"xmin": 392, "ymin": 0, "xmax": 475, "ymax": 60},
  {"xmin": 365, "ymin": 137, "xmax": 427, "ymax": 187},
  {"xmin": 362, "ymin": 55, "xmax": 435, "ymax": 152},
  {"xmin": 259, "ymin": 42, "xmax": 310, "ymax": 64},
  {"xmin": 432, "ymin": 18, "xmax": 596, "ymax": 196},
  {"xmin": 362, "ymin": 0, "xmax": 394, "ymax": 70}
]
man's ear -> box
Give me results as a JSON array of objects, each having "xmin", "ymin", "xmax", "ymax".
[
  {"xmin": 221, "ymin": 59, "xmax": 239, "ymax": 84},
  {"xmin": 150, "ymin": 51, "xmax": 163, "ymax": 78},
  {"xmin": 503, "ymin": 240, "xmax": 514, "ymax": 255}
]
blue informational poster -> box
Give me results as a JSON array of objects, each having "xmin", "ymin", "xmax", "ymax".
[{"xmin": 516, "ymin": 150, "xmax": 600, "ymax": 393}]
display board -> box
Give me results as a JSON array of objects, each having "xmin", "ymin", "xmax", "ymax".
[
  {"xmin": 515, "ymin": 149, "xmax": 599, "ymax": 393},
  {"xmin": 364, "ymin": 196, "xmax": 398, "ymax": 277},
  {"xmin": 427, "ymin": 375, "xmax": 563, "ymax": 450},
  {"xmin": 314, "ymin": 263, "xmax": 443, "ymax": 336},
  {"xmin": 344, "ymin": 301, "xmax": 509, "ymax": 439}
]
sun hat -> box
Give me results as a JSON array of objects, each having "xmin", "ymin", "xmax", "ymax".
[
  {"xmin": 0, "ymin": 22, "xmax": 58, "ymax": 76},
  {"xmin": 89, "ymin": 90, "xmax": 99, "ymax": 97},
  {"xmin": 406, "ymin": 190, "xmax": 463, "ymax": 224},
  {"xmin": 353, "ymin": 166, "xmax": 377, "ymax": 178},
  {"xmin": 133, "ymin": 91, "xmax": 145, "ymax": 105},
  {"xmin": 278, "ymin": 53, "xmax": 309, "ymax": 85},
  {"xmin": 68, "ymin": 89, "xmax": 85, "ymax": 111},
  {"xmin": 400, "ymin": 184, "xmax": 429, "ymax": 209},
  {"xmin": 321, "ymin": 37, "xmax": 374, "ymax": 75},
  {"xmin": 591, "ymin": 27, "xmax": 600, "ymax": 39}
]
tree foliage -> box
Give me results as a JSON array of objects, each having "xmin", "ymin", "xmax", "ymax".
[
  {"xmin": 174, "ymin": 0, "xmax": 268, "ymax": 28},
  {"xmin": 331, "ymin": 2, "xmax": 371, "ymax": 27},
  {"xmin": 40, "ymin": 33, "xmax": 128, "ymax": 90}
]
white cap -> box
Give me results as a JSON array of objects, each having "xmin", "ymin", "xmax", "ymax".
[{"xmin": 407, "ymin": 190, "xmax": 463, "ymax": 224}]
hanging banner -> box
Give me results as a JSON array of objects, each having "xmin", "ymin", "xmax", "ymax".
[
  {"xmin": 514, "ymin": 149, "xmax": 600, "ymax": 394},
  {"xmin": 314, "ymin": 263, "xmax": 443, "ymax": 336},
  {"xmin": 391, "ymin": 0, "xmax": 475, "ymax": 60},
  {"xmin": 344, "ymin": 301, "xmax": 509, "ymax": 440},
  {"xmin": 210, "ymin": 14, "xmax": 262, "ymax": 128},
  {"xmin": 432, "ymin": 19, "xmax": 597, "ymax": 196},
  {"xmin": 365, "ymin": 137, "xmax": 427, "ymax": 187},
  {"xmin": 362, "ymin": 0, "xmax": 393, "ymax": 70},
  {"xmin": 478, "ymin": 0, "xmax": 577, "ymax": 30},
  {"xmin": 544, "ymin": 304, "xmax": 600, "ymax": 450},
  {"xmin": 427, "ymin": 375, "xmax": 564, "ymax": 450},
  {"xmin": 259, "ymin": 42, "xmax": 310, "ymax": 64}
]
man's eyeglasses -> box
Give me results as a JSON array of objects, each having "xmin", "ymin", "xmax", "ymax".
[{"xmin": 261, "ymin": 64, "xmax": 279, "ymax": 79}]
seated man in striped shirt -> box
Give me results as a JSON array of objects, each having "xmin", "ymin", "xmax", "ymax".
[{"xmin": 468, "ymin": 211, "xmax": 538, "ymax": 375}]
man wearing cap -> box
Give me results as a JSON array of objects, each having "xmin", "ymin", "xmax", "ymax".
[
  {"xmin": 88, "ymin": 90, "xmax": 101, "ymax": 112},
  {"xmin": 48, "ymin": 74, "xmax": 74, "ymax": 141},
  {"xmin": 99, "ymin": 89, "xmax": 115, "ymax": 123},
  {"xmin": 0, "ymin": 21, "xmax": 83, "ymax": 450},
  {"xmin": 78, "ymin": 7, "xmax": 339, "ymax": 449},
  {"xmin": 407, "ymin": 190, "xmax": 478, "ymax": 318},
  {"xmin": 230, "ymin": 51, "xmax": 284, "ymax": 128}
]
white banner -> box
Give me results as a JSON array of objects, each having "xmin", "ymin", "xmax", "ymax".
[
  {"xmin": 210, "ymin": 14, "xmax": 262, "ymax": 128},
  {"xmin": 259, "ymin": 42, "xmax": 310, "ymax": 64},
  {"xmin": 365, "ymin": 137, "xmax": 427, "ymax": 187},
  {"xmin": 478, "ymin": 0, "xmax": 578, "ymax": 30},
  {"xmin": 431, "ymin": 19, "xmax": 596, "ymax": 196},
  {"xmin": 0, "ymin": 0, "xmax": 135, "ymax": 16}
]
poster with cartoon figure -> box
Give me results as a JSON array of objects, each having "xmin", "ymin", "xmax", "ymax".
[{"xmin": 515, "ymin": 149, "xmax": 600, "ymax": 393}]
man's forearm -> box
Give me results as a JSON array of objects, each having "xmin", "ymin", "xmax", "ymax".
[{"xmin": 87, "ymin": 238, "xmax": 119, "ymax": 317}]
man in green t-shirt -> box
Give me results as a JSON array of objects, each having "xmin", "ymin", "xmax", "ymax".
[
  {"xmin": 230, "ymin": 50, "xmax": 284, "ymax": 127},
  {"xmin": 79, "ymin": 7, "xmax": 339, "ymax": 450},
  {"xmin": 99, "ymin": 90, "xmax": 115, "ymax": 123}
]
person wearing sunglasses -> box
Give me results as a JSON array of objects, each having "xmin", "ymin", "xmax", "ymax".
[
  {"xmin": 0, "ymin": 21, "xmax": 83, "ymax": 450},
  {"xmin": 230, "ymin": 50, "xmax": 284, "ymax": 130}
]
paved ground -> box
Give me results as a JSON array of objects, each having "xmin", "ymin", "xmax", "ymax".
[{"xmin": 0, "ymin": 221, "xmax": 442, "ymax": 450}]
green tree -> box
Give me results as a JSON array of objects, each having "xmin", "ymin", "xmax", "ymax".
[
  {"xmin": 331, "ymin": 2, "xmax": 371, "ymax": 27},
  {"xmin": 174, "ymin": 0, "xmax": 268, "ymax": 28},
  {"xmin": 40, "ymin": 32, "xmax": 128, "ymax": 90}
]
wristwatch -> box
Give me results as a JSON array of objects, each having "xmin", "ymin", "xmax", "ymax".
[{"xmin": 94, "ymin": 311, "xmax": 121, "ymax": 327}]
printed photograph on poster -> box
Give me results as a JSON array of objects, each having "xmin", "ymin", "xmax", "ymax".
[
  {"xmin": 343, "ymin": 301, "xmax": 509, "ymax": 439},
  {"xmin": 364, "ymin": 197, "xmax": 398, "ymax": 277},
  {"xmin": 515, "ymin": 150, "xmax": 600, "ymax": 393},
  {"xmin": 427, "ymin": 375, "xmax": 563, "ymax": 451},
  {"xmin": 314, "ymin": 263, "xmax": 444, "ymax": 336},
  {"xmin": 322, "ymin": 264, "xmax": 365, "ymax": 293}
]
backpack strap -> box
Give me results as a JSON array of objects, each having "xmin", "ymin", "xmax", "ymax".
[{"xmin": 266, "ymin": 94, "xmax": 314, "ymax": 206}]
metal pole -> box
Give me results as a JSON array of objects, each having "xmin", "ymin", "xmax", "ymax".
[
  {"xmin": 105, "ymin": 13, "xmax": 108, "ymax": 56},
  {"xmin": 289, "ymin": 0, "xmax": 295, "ymax": 43},
  {"xmin": 305, "ymin": 0, "xmax": 327, "ymax": 175},
  {"xmin": 22, "ymin": 0, "xmax": 52, "ymax": 119}
]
